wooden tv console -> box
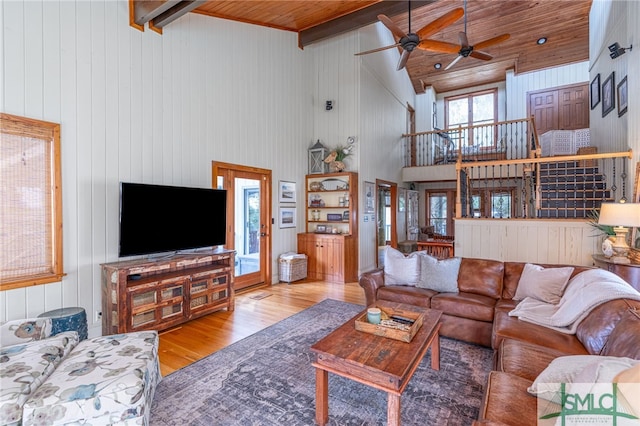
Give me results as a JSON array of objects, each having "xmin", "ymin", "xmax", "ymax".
[{"xmin": 101, "ymin": 249, "xmax": 235, "ymax": 335}]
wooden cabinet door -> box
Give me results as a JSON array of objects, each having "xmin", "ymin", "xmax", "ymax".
[
  {"xmin": 298, "ymin": 233, "xmax": 320, "ymax": 280},
  {"xmin": 328, "ymin": 236, "xmax": 344, "ymax": 282}
]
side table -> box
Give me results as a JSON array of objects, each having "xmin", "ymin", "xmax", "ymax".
[
  {"xmin": 38, "ymin": 307, "xmax": 88, "ymax": 341},
  {"xmin": 592, "ymin": 254, "xmax": 640, "ymax": 292}
]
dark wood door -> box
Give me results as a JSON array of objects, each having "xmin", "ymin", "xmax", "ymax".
[
  {"xmin": 528, "ymin": 82, "xmax": 589, "ymax": 135},
  {"xmin": 558, "ymin": 85, "xmax": 589, "ymax": 130},
  {"xmin": 529, "ymin": 90, "xmax": 558, "ymax": 135}
]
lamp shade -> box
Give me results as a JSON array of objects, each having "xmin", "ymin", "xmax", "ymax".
[{"xmin": 598, "ymin": 202, "xmax": 640, "ymax": 227}]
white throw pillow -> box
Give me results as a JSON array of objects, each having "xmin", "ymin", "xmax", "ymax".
[
  {"xmin": 514, "ymin": 263, "xmax": 574, "ymax": 304},
  {"xmin": 414, "ymin": 252, "xmax": 460, "ymax": 293},
  {"xmin": 383, "ymin": 246, "xmax": 420, "ymax": 286},
  {"xmin": 528, "ymin": 355, "xmax": 640, "ymax": 403}
]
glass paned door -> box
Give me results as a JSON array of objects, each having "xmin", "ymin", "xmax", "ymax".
[
  {"xmin": 213, "ymin": 162, "xmax": 272, "ymax": 291},
  {"xmin": 235, "ymin": 179, "xmax": 260, "ymax": 276}
]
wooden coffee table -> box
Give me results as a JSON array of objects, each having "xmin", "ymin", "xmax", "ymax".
[{"xmin": 310, "ymin": 301, "xmax": 442, "ymax": 426}]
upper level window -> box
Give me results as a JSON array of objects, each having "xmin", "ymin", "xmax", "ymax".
[
  {"xmin": 0, "ymin": 113, "xmax": 64, "ymax": 290},
  {"xmin": 445, "ymin": 89, "xmax": 498, "ymax": 147}
]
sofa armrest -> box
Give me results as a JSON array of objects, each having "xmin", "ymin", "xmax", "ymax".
[{"xmin": 359, "ymin": 269, "xmax": 385, "ymax": 306}]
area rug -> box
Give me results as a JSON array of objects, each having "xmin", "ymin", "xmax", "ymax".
[{"xmin": 150, "ymin": 299, "xmax": 493, "ymax": 425}]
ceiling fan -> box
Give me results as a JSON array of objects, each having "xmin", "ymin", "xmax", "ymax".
[
  {"xmin": 355, "ymin": 3, "xmax": 464, "ymax": 71},
  {"xmin": 420, "ymin": 0, "xmax": 510, "ymax": 70}
]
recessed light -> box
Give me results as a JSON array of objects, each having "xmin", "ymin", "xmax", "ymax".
[
  {"xmin": 434, "ymin": 63, "xmax": 442, "ymax": 69},
  {"xmin": 537, "ymin": 37, "xmax": 547, "ymax": 45}
]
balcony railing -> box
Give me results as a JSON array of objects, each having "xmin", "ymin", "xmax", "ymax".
[
  {"xmin": 455, "ymin": 151, "xmax": 633, "ymax": 219},
  {"xmin": 402, "ymin": 118, "xmax": 539, "ymax": 167},
  {"xmin": 402, "ymin": 118, "xmax": 633, "ymax": 220}
]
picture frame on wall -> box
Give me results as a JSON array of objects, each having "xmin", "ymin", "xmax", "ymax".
[
  {"xmin": 617, "ymin": 76, "xmax": 628, "ymax": 117},
  {"xmin": 364, "ymin": 181, "xmax": 375, "ymax": 214},
  {"xmin": 631, "ymin": 162, "xmax": 640, "ymax": 248},
  {"xmin": 279, "ymin": 207, "xmax": 296, "ymax": 228},
  {"xmin": 278, "ymin": 180, "xmax": 296, "ymax": 203},
  {"xmin": 602, "ymin": 72, "xmax": 615, "ymax": 118},
  {"xmin": 590, "ymin": 73, "xmax": 600, "ymax": 110}
]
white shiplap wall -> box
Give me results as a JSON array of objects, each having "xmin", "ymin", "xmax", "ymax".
[
  {"xmin": 1, "ymin": 0, "xmax": 314, "ymax": 335},
  {"xmin": 505, "ymin": 62, "xmax": 589, "ymax": 121},
  {"xmin": 455, "ymin": 219, "xmax": 600, "ymax": 266},
  {"xmin": 356, "ymin": 23, "xmax": 416, "ymax": 274}
]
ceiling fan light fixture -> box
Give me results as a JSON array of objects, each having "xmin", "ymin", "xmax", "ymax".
[
  {"xmin": 537, "ymin": 37, "xmax": 547, "ymax": 45},
  {"xmin": 434, "ymin": 63, "xmax": 442, "ymax": 69}
]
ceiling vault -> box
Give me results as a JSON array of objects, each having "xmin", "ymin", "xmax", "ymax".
[{"xmin": 127, "ymin": 0, "xmax": 592, "ymax": 94}]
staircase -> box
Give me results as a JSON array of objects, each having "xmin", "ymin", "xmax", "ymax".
[{"xmin": 537, "ymin": 161, "xmax": 612, "ymax": 218}]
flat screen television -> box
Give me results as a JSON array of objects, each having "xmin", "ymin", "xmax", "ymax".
[{"xmin": 119, "ymin": 182, "xmax": 227, "ymax": 257}]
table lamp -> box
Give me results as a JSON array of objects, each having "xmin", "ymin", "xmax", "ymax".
[{"xmin": 598, "ymin": 202, "xmax": 640, "ymax": 263}]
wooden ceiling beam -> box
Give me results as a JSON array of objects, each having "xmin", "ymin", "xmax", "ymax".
[
  {"xmin": 298, "ymin": 0, "xmax": 436, "ymax": 48},
  {"xmin": 151, "ymin": 0, "xmax": 207, "ymax": 28},
  {"xmin": 132, "ymin": 0, "xmax": 182, "ymax": 26}
]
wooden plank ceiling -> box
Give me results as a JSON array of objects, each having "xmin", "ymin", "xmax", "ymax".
[{"xmin": 135, "ymin": 0, "xmax": 592, "ymax": 94}]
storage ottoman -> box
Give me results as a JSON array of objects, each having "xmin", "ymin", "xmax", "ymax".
[{"xmin": 21, "ymin": 331, "xmax": 161, "ymax": 426}]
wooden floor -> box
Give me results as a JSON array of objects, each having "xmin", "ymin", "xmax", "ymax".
[{"xmin": 158, "ymin": 280, "xmax": 366, "ymax": 376}]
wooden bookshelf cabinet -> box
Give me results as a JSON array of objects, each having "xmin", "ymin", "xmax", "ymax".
[
  {"xmin": 101, "ymin": 249, "xmax": 234, "ymax": 335},
  {"xmin": 297, "ymin": 172, "xmax": 358, "ymax": 283}
]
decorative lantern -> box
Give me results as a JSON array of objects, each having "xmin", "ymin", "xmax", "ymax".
[{"xmin": 308, "ymin": 140, "xmax": 329, "ymax": 174}]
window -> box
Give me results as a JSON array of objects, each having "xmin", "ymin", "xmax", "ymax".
[
  {"xmin": 0, "ymin": 113, "xmax": 64, "ymax": 290},
  {"xmin": 426, "ymin": 190, "xmax": 456, "ymax": 236},
  {"xmin": 445, "ymin": 89, "xmax": 498, "ymax": 148},
  {"xmin": 470, "ymin": 189, "xmax": 514, "ymax": 218}
]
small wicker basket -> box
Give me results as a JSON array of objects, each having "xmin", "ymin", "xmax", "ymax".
[{"xmin": 279, "ymin": 254, "xmax": 307, "ymax": 283}]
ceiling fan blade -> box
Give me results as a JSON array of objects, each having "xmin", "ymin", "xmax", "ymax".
[
  {"xmin": 444, "ymin": 54, "xmax": 463, "ymax": 70},
  {"xmin": 416, "ymin": 7, "xmax": 464, "ymax": 39},
  {"xmin": 473, "ymin": 33, "xmax": 510, "ymax": 51},
  {"xmin": 377, "ymin": 14, "xmax": 407, "ymax": 40},
  {"xmin": 459, "ymin": 31, "xmax": 470, "ymax": 48},
  {"xmin": 354, "ymin": 43, "xmax": 402, "ymax": 56},
  {"xmin": 470, "ymin": 50, "xmax": 493, "ymax": 61},
  {"xmin": 417, "ymin": 39, "xmax": 461, "ymax": 54},
  {"xmin": 397, "ymin": 50, "xmax": 411, "ymax": 71}
]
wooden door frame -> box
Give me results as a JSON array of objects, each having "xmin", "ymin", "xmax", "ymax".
[
  {"xmin": 212, "ymin": 161, "xmax": 272, "ymax": 288},
  {"xmin": 375, "ymin": 179, "xmax": 398, "ymax": 267}
]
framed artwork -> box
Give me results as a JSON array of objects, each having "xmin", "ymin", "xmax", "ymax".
[
  {"xmin": 364, "ymin": 181, "xmax": 375, "ymax": 214},
  {"xmin": 602, "ymin": 72, "xmax": 615, "ymax": 117},
  {"xmin": 617, "ymin": 75, "xmax": 628, "ymax": 117},
  {"xmin": 590, "ymin": 73, "xmax": 600, "ymax": 110},
  {"xmin": 279, "ymin": 207, "xmax": 296, "ymax": 228},
  {"xmin": 278, "ymin": 180, "xmax": 296, "ymax": 203},
  {"xmin": 631, "ymin": 163, "xmax": 640, "ymax": 248}
]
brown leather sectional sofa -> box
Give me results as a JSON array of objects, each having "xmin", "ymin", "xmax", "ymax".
[{"xmin": 358, "ymin": 257, "xmax": 640, "ymax": 425}]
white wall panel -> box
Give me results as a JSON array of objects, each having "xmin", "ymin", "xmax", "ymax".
[
  {"xmin": 456, "ymin": 219, "xmax": 600, "ymax": 266},
  {"xmin": 505, "ymin": 62, "xmax": 589, "ymax": 121},
  {"xmin": 1, "ymin": 0, "xmax": 312, "ymax": 335}
]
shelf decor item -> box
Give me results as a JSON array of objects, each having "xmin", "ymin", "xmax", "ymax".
[
  {"xmin": 324, "ymin": 136, "xmax": 356, "ymax": 172},
  {"xmin": 308, "ymin": 140, "xmax": 329, "ymax": 174}
]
